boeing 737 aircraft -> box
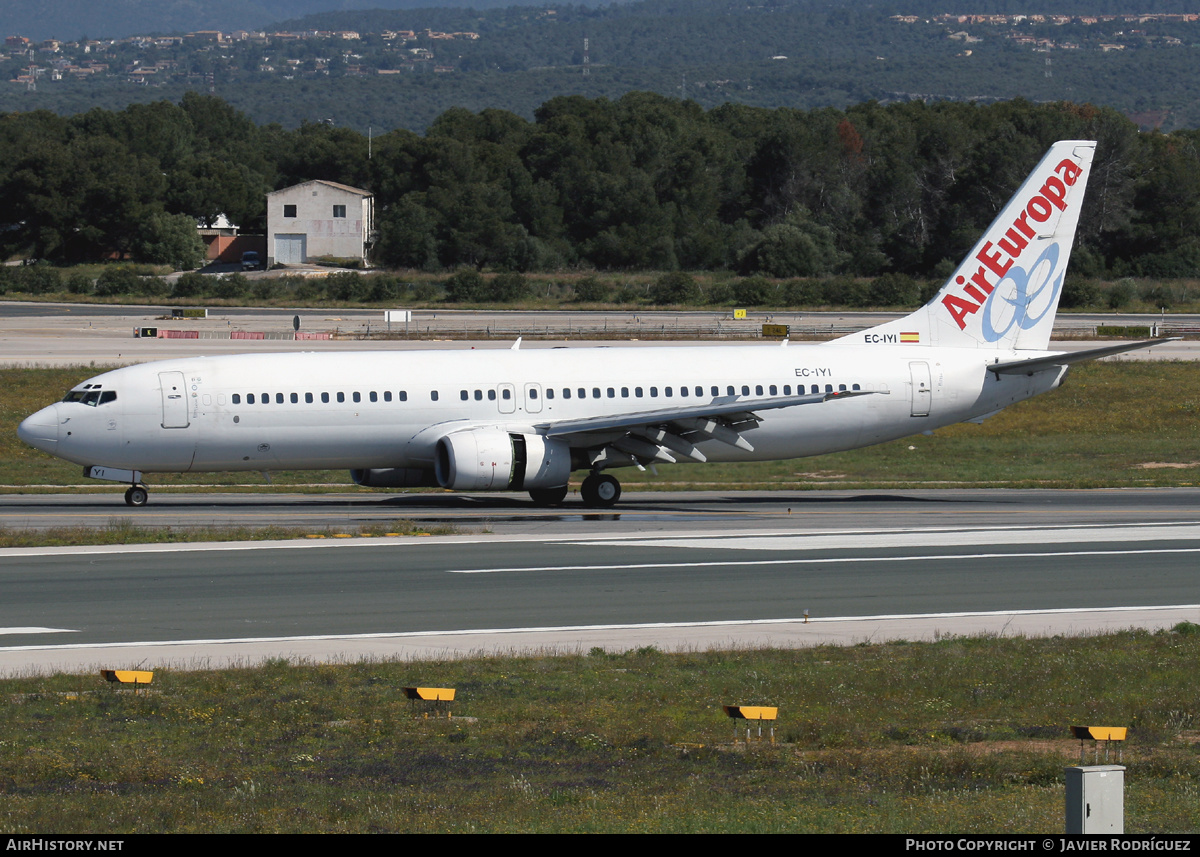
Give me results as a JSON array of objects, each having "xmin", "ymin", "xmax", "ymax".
[{"xmin": 18, "ymin": 140, "xmax": 1164, "ymax": 508}]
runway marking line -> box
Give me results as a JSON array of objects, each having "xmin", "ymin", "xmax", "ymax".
[
  {"xmin": 450, "ymin": 546, "xmax": 1200, "ymax": 575},
  {"xmin": 0, "ymin": 627, "xmax": 77, "ymax": 635},
  {"xmin": 0, "ymin": 604, "xmax": 1195, "ymax": 653}
]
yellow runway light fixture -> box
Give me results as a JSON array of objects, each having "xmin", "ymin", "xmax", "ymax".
[
  {"xmin": 1071, "ymin": 726, "xmax": 1127, "ymax": 764},
  {"xmin": 101, "ymin": 669, "xmax": 153, "ymax": 688},
  {"xmin": 723, "ymin": 705, "xmax": 778, "ymax": 743},
  {"xmin": 403, "ymin": 687, "xmax": 456, "ymax": 718}
]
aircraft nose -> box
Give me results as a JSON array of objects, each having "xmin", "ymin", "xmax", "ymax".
[{"xmin": 17, "ymin": 405, "xmax": 59, "ymax": 454}]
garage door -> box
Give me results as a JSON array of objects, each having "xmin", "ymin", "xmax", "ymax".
[{"xmin": 275, "ymin": 234, "xmax": 306, "ymax": 265}]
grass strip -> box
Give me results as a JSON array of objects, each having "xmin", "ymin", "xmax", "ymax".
[{"xmin": 2, "ymin": 628, "xmax": 1200, "ymax": 832}]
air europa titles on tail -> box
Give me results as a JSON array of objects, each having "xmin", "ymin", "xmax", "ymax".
[
  {"xmin": 17, "ymin": 140, "xmax": 1169, "ymax": 509},
  {"xmin": 941, "ymin": 152, "xmax": 1086, "ymax": 334}
]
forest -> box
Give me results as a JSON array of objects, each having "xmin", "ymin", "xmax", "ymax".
[
  {"xmin": 3, "ymin": 93, "xmax": 1200, "ymax": 291},
  {"xmin": 8, "ymin": 0, "xmax": 1200, "ymax": 133}
]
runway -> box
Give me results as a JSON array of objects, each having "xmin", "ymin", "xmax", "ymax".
[{"xmin": 2, "ymin": 489, "xmax": 1199, "ymax": 674}]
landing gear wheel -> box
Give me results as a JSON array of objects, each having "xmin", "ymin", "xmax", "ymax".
[
  {"xmin": 124, "ymin": 485, "xmax": 148, "ymax": 507},
  {"xmin": 580, "ymin": 473, "xmax": 621, "ymax": 508},
  {"xmin": 529, "ymin": 485, "xmax": 569, "ymax": 506}
]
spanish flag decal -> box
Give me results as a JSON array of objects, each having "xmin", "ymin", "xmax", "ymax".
[{"xmin": 900, "ymin": 331, "xmax": 920, "ymax": 344}]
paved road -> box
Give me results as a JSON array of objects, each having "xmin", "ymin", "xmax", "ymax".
[{"xmin": 3, "ymin": 489, "xmax": 1199, "ymax": 673}]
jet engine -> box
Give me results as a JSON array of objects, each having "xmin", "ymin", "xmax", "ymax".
[{"xmin": 435, "ymin": 428, "xmax": 571, "ymax": 491}]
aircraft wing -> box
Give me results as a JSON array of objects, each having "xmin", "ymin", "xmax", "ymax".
[
  {"xmin": 988, "ymin": 338, "xmax": 1178, "ymax": 376},
  {"xmin": 533, "ymin": 387, "xmax": 885, "ymax": 463}
]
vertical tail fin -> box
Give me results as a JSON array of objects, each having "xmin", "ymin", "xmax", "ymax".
[{"xmin": 833, "ymin": 140, "xmax": 1096, "ymax": 351}]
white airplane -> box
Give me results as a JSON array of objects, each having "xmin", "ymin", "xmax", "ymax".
[{"xmin": 18, "ymin": 140, "xmax": 1164, "ymax": 508}]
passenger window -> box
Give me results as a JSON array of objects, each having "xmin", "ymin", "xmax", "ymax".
[
  {"xmin": 839, "ymin": 384, "xmax": 846, "ymax": 391},
  {"xmin": 592, "ymin": 387, "xmax": 600, "ymax": 398},
  {"xmin": 399, "ymin": 391, "xmax": 408, "ymax": 402},
  {"xmin": 727, "ymin": 386, "xmax": 735, "ymax": 396},
  {"xmin": 306, "ymin": 393, "xmax": 314, "ymax": 403},
  {"xmin": 811, "ymin": 385, "xmax": 819, "ymax": 394},
  {"xmin": 370, "ymin": 391, "xmax": 378, "ymax": 402},
  {"xmin": 384, "ymin": 391, "xmax": 392, "ymax": 402},
  {"xmin": 621, "ymin": 387, "xmax": 629, "ymax": 398},
  {"xmin": 275, "ymin": 393, "xmax": 283, "ymax": 404},
  {"xmin": 530, "ymin": 389, "xmax": 539, "ymax": 399},
  {"xmin": 695, "ymin": 386, "xmax": 703, "ymax": 397},
  {"xmin": 665, "ymin": 387, "xmax": 673, "ymax": 397},
  {"xmin": 488, "ymin": 390, "xmax": 496, "ymax": 401},
  {"xmin": 290, "ymin": 393, "xmax": 298, "ymax": 404},
  {"xmin": 232, "ymin": 394, "xmax": 241, "ymax": 404},
  {"xmin": 353, "ymin": 392, "xmax": 361, "ymax": 403},
  {"xmin": 606, "ymin": 387, "xmax": 614, "ymax": 398},
  {"xmin": 502, "ymin": 389, "xmax": 511, "ymax": 400},
  {"xmin": 755, "ymin": 385, "xmax": 763, "ymax": 396},
  {"xmin": 474, "ymin": 390, "xmax": 483, "ymax": 401},
  {"xmin": 769, "ymin": 385, "xmax": 777, "ymax": 395},
  {"xmin": 321, "ymin": 392, "xmax": 330, "ymax": 403},
  {"xmin": 680, "ymin": 386, "xmax": 688, "ymax": 397},
  {"xmin": 650, "ymin": 387, "xmax": 658, "ymax": 397},
  {"xmin": 247, "ymin": 394, "xmax": 255, "ymax": 404},
  {"xmin": 546, "ymin": 389, "xmax": 554, "ymax": 400},
  {"xmin": 741, "ymin": 385, "xmax": 750, "ymax": 396},
  {"xmin": 784, "ymin": 385, "xmax": 791, "ymax": 395},
  {"xmin": 460, "ymin": 390, "xmax": 469, "ymax": 401},
  {"xmin": 262, "ymin": 393, "xmax": 269, "ymax": 404},
  {"xmin": 337, "ymin": 392, "xmax": 345, "ymax": 403},
  {"xmin": 852, "ymin": 384, "xmax": 860, "ymax": 391},
  {"xmin": 825, "ymin": 384, "xmax": 833, "ymax": 392},
  {"xmin": 577, "ymin": 388, "xmax": 585, "ymax": 399},
  {"xmin": 431, "ymin": 391, "xmax": 439, "ymax": 401},
  {"xmin": 635, "ymin": 387, "xmax": 643, "ymax": 397},
  {"xmin": 563, "ymin": 389, "xmax": 571, "ymax": 399}
]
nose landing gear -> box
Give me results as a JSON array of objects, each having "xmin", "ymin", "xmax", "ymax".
[{"xmin": 124, "ymin": 485, "xmax": 149, "ymax": 507}]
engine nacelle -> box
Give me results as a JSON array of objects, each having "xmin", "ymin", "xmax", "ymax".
[
  {"xmin": 349, "ymin": 467, "xmax": 438, "ymax": 488},
  {"xmin": 435, "ymin": 429, "xmax": 571, "ymax": 491}
]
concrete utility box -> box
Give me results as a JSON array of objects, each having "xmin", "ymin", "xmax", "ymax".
[{"xmin": 1065, "ymin": 765, "xmax": 1125, "ymax": 833}]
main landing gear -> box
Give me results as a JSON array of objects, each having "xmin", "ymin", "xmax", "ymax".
[
  {"xmin": 580, "ymin": 472, "xmax": 621, "ymax": 508},
  {"xmin": 527, "ymin": 474, "xmax": 622, "ymax": 508},
  {"xmin": 123, "ymin": 484, "xmax": 149, "ymax": 507}
]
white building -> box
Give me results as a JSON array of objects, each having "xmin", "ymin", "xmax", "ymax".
[{"xmin": 266, "ymin": 180, "xmax": 374, "ymax": 267}]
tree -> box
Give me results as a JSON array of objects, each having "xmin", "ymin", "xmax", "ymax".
[{"xmin": 137, "ymin": 212, "xmax": 206, "ymax": 270}]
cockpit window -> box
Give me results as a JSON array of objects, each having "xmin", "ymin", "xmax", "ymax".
[{"xmin": 61, "ymin": 388, "xmax": 117, "ymax": 406}]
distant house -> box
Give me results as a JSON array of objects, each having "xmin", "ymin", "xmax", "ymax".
[{"xmin": 266, "ymin": 180, "xmax": 374, "ymax": 267}]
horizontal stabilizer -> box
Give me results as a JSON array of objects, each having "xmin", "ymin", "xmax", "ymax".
[{"xmin": 988, "ymin": 338, "xmax": 1177, "ymax": 376}]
